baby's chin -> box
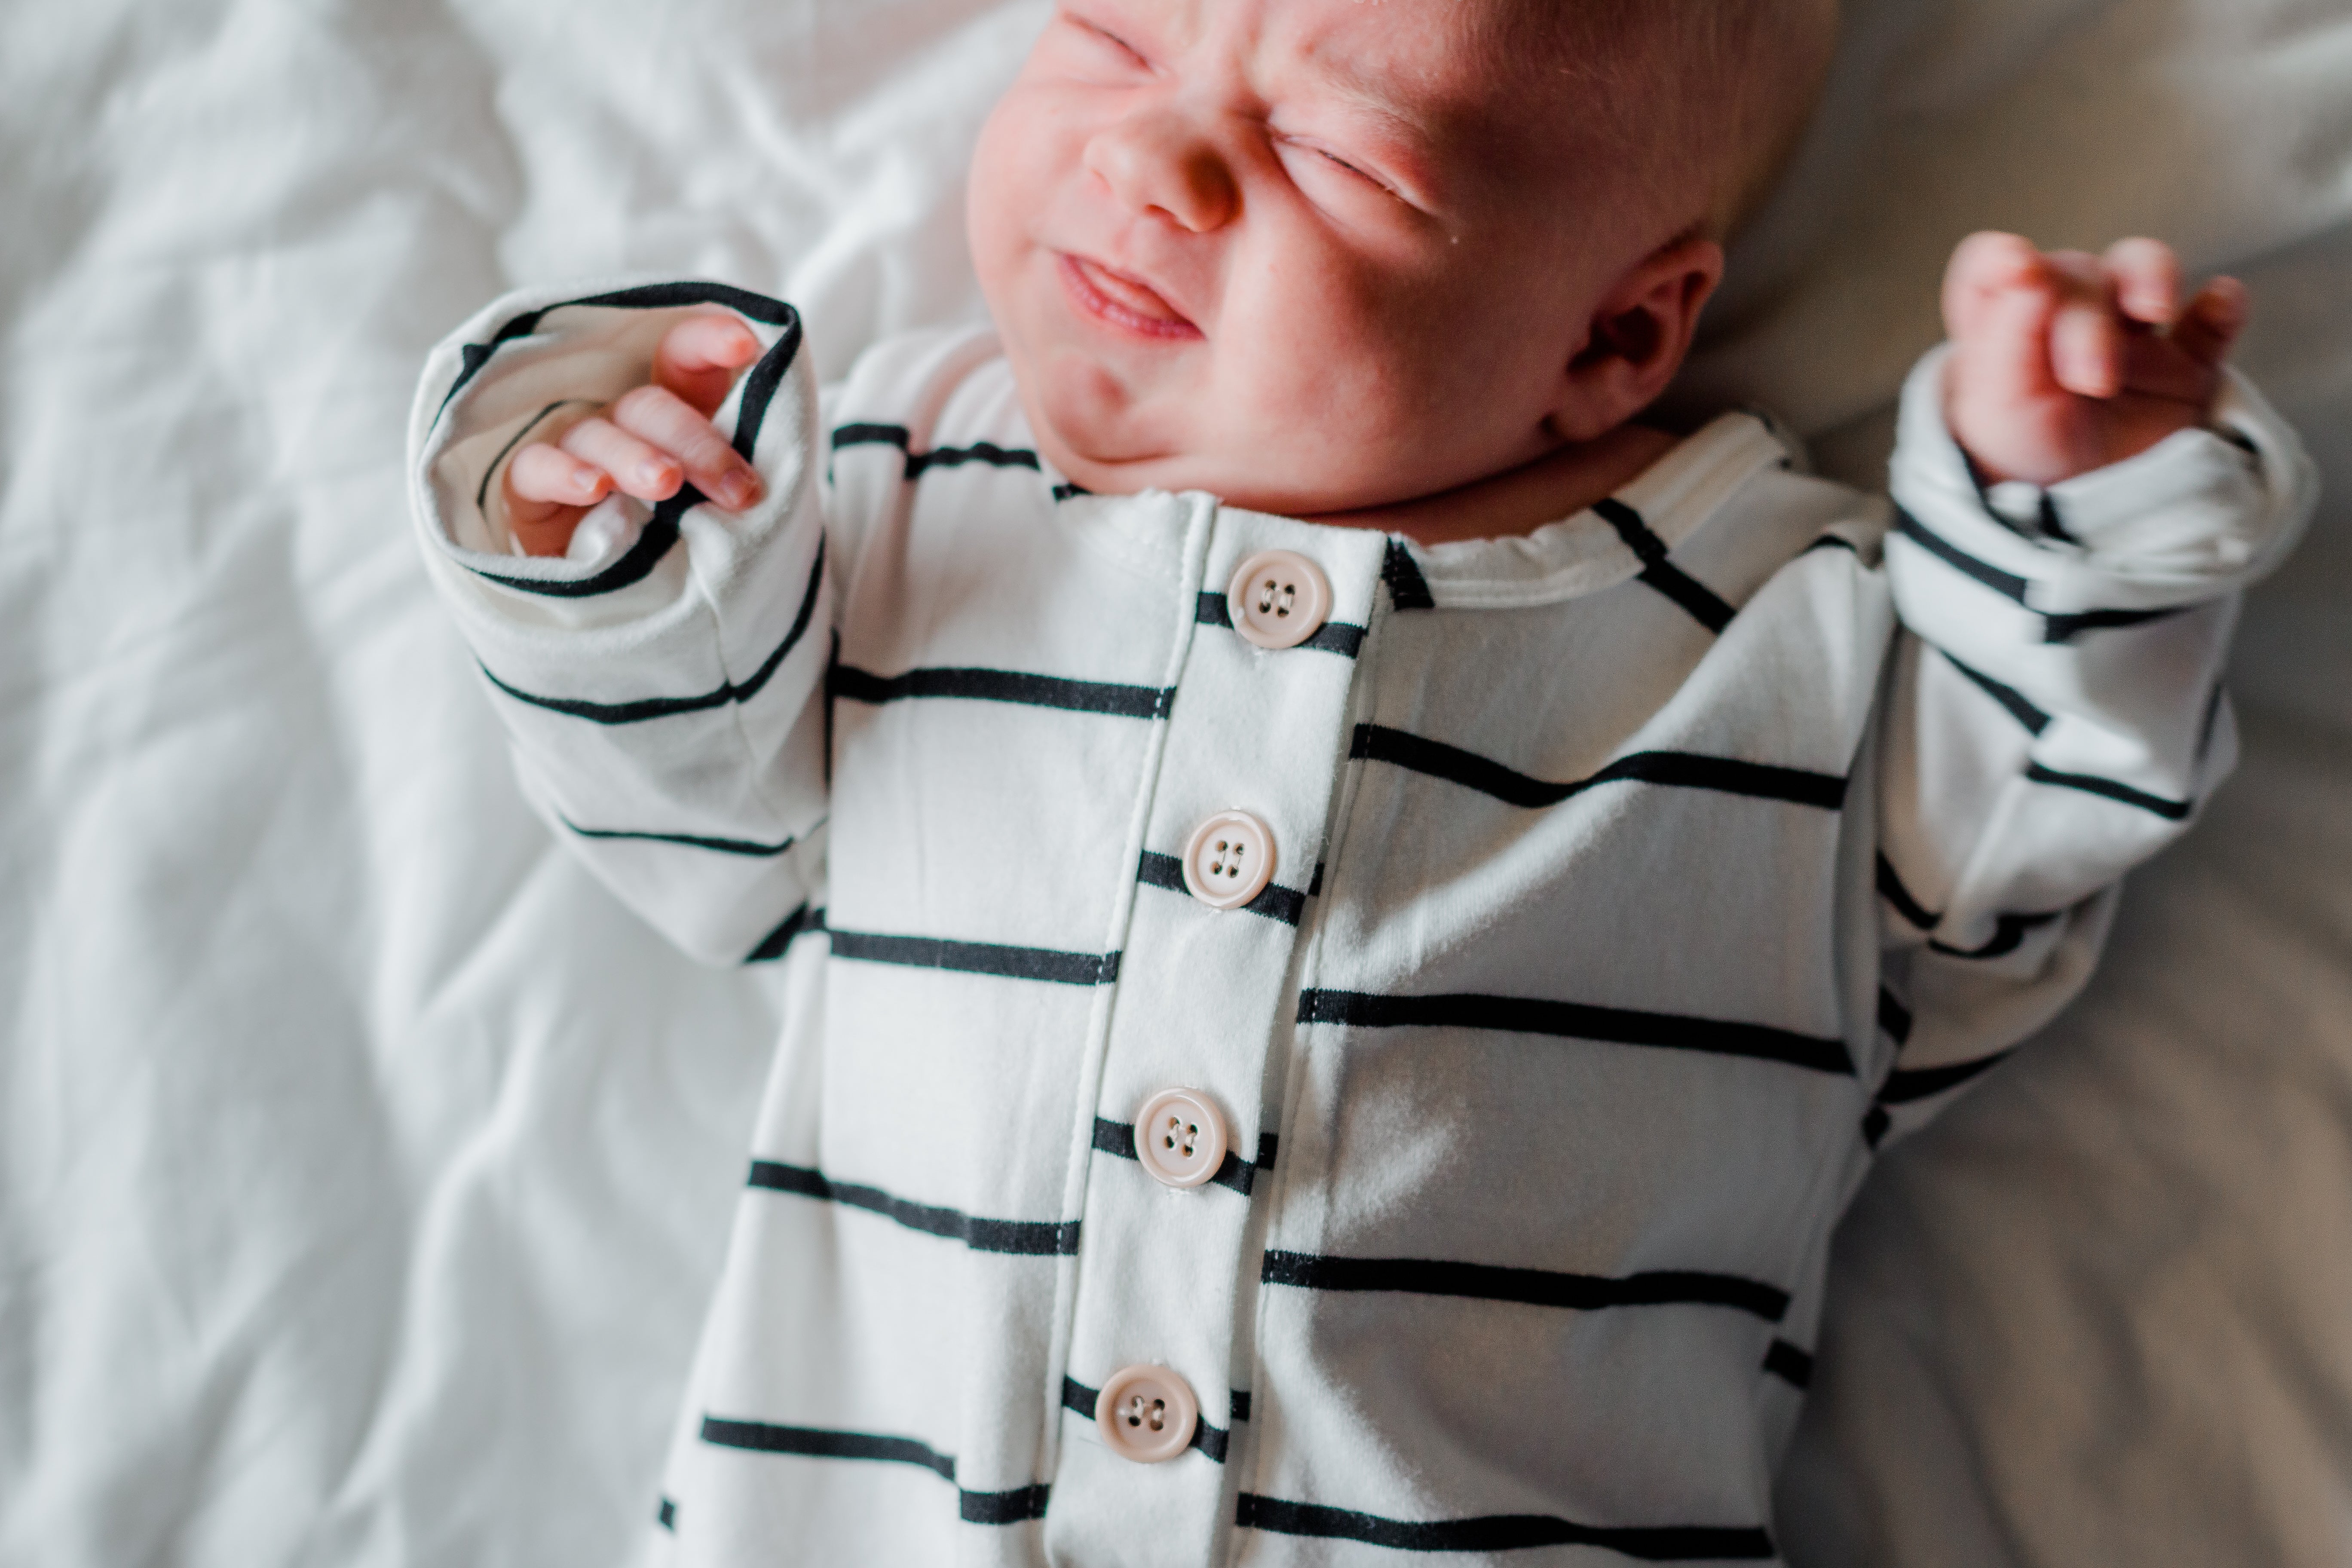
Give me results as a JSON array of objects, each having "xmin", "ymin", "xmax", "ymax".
[
  {"xmin": 1023, "ymin": 355, "xmax": 1197, "ymax": 484},
  {"xmin": 1017, "ymin": 348, "xmax": 1406, "ymax": 516}
]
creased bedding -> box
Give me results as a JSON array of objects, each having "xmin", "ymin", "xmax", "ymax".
[{"xmin": 1, "ymin": 0, "xmax": 2347, "ymax": 1564}]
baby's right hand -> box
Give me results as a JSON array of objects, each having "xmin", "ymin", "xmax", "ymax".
[{"xmin": 504, "ymin": 312, "xmax": 767, "ymax": 557}]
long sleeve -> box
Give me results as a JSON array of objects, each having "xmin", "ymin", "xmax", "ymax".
[
  {"xmin": 404, "ymin": 281, "xmax": 833, "ymax": 965},
  {"xmin": 1868, "ymin": 346, "xmax": 2318, "ymax": 1142}
]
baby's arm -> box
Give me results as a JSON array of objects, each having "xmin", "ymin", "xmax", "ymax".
[
  {"xmin": 407, "ymin": 284, "xmax": 832, "ymax": 965},
  {"xmin": 1868, "ymin": 235, "xmax": 2317, "ymax": 1139}
]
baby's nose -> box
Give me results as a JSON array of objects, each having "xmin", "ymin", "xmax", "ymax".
[{"xmin": 1084, "ymin": 111, "xmax": 1238, "ymax": 234}]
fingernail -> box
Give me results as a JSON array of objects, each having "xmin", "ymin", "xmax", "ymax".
[
  {"xmin": 640, "ymin": 461, "xmax": 676, "ymax": 489},
  {"xmin": 573, "ymin": 465, "xmax": 605, "ymax": 494}
]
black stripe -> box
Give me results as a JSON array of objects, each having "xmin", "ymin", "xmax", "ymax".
[
  {"xmin": 1875, "ymin": 852, "xmax": 1941, "ymax": 930},
  {"xmin": 829, "ymin": 930, "xmax": 1119, "ymax": 986},
  {"xmin": 1383, "ymin": 540, "xmax": 1435, "ymax": 609},
  {"xmin": 1091, "ymin": 1116, "xmax": 1265, "ymax": 1195},
  {"xmin": 1298, "ymin": 988, "xmax": 1853, "ymax": 1076},
  {"xmin": 656, "ymin": 1497, "xmax": 676, "ymax": 1531},
  {"xmin": 1135, "ymin": 849, "xmax": 1188, "ymax": 896},
  {"xmin": 1352, "ymin": 724, "xmax": 1846, "ymax": 812},
  {"xmin": 1061, "ymin": 1378, "xmax": 1229, "ymax": 1462},
  {"xmin": 1763, "ymin": 1340, "xmax": 1815, "ymax": 1390},
  {"xmin": 1593, "ymin": 498, "xmax": 1736, "ymax": 634},
  {"xmin": 472, "ymin": 504, "xmax": 685, "ymax": 600},
  {"xmin": 452, "ymin": 289, "xmax": 803, "ymax": 600},
  {"xmin": 1895, "ymin": 508, "xmax": 2194, "ymax": 645},
  {"xmin": 830, "ymin": 664, "xmax": 1172, "ymax": 720},
  {"xmin": 1881, "ymin": 856, "xmax": 2064, "ymax": 959},
  {"xmin": 1876, "ymin": 987, "xmax": 1913, "ymax": 1046},
  {"xmin": 1135, "ymin": 850, "xmax": 1308, "ymax": 926},
  {"xmin": 1230, "ymin": 1389, "xmax": 1252, "ymax": 1422},
  {"xmin": 744, "ymin": 903, "xmax": 825, "ymax": 964},
  {"xmin": 908, "ymin": 441, "xmax": 1040, "ymax": 478},
  {"xmin": 729, "ymin": 321, "xmax": 794, "ymax": 465},
  {"xmin": 479, "ymin": 536, "xmax": 826, "ymax": 724},
  {"xmin": 825, "ymin": 424, "xmax": 1043, "ymax": 480},
  {"xmin": 1051, "ymin": 482, "xmax": 1091, "ymax": 502},
  {"xmin": 698, "ymin": 1416, "xmax": 1050, "ymax": 1524},
  {"xmin": 1235, "ymin": 1495, "xmax": 1774, "ymax": 1561},
  {"xmin": 831, "ymin": 422, "xmax": 910, "ymax": 453},
  {"xmin": 1195, "ymin": 592, "xmax": 1367, "ymax": 657},
  {"xmin": 1262, "ymin": 1250, "xmax": 1789, "ymax": 1322},
  {"xmin": 1929, "ymin": 910, "xmax": 2061, "ymax": 961},
  {"xmin": 746, "ymin": 1160, "xmax": 1081, "ymax": 1255},
  {"xmin": 700, "ymin": 1416, "xmax": 953, "ymax": 1480},
  {"xmin": 1893, "ymin": 506, "xmax": 2029, "ymax": 603},
  {"xmin": 1878, "ymin": 1050, "xmax": 2012, "ymax": 1106},
  {"xmin": 1861, "ymin": 1104, "xmax": 1892, "ymax": 1149},
  {"xmin": 2036, "ymin": 491, "xmax": 2078, "ymax": 545},
  {"xmin": 961, "ymin": 1485, "xmax": 1052, "ymax": 1525},
  {"xmin": 1804, "ymin": 533, "xmax": 1861, "ymax": 556},
  {"xmin": 563, "ymin": 818, "xmax": 799, "ymax": 857},
  {"xmin": 1939, "ymin": 650, "xmax": 2051, "ymax": 735},
  {"xmin": 475, "ymin": 398, "xmax": 589, "ymax": 511},
  {"xmin": 2043, "ymin": 605, "xmax": 2193, "ymax": 644},
  {"xmin": 2025, "ymin": 763, "xmax": 2194, "ymax": 821}
]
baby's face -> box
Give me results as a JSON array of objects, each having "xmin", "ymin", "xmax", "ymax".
[{"xmin": 968, "ymin": 0, "xmax": 1663, "ymax": 518}]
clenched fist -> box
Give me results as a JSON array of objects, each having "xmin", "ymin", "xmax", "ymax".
[
  {"xmin": 1943, "ymin": 231, "xmax": 2246, "ymax": 488},
  {"xmin": 505, "ymin": 312, "xmax": 768, "ymax": 557}
]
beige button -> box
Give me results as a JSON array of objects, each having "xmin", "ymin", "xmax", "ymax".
[
  {"xmin": 1095, "ymin": 1364, "xmax": 1200, "ymax": 1464},
  {"xmin": 1228, "ymin": 549, "xmax": 1332, "ymax": 650},
  {"xmin": 1182, "ymin": 810, "xmax": 1276, "ymax": 910},
  {"xmin": 1133, "ymin": 1087, "xmax": 1229, "ymax": 1189}
]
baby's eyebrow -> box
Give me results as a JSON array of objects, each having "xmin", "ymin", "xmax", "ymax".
[
  {"xmin": 1285, "ymin": 54, "xmax": 1454, "ymax": 191},
  {"xmin": 1308, "ymin": 57, "xmax": 1433, "ymax": 139}
]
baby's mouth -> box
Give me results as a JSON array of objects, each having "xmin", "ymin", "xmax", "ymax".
[{"xmin": 1059, "ymin": 254, "xmax": 1201, "ymax": 340}]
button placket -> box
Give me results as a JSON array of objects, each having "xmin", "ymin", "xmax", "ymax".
[{"xmin": 1051, "ymin": 522, "xmax": 1384, "ymax": 1555}]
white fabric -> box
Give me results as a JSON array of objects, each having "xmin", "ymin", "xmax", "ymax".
[
  {"xmin": 401, "ymin": 281, "xmax": 2300, "ymax": 1565},
  {"xmin": 4, "ymin": 1, "xmax": 2351, "ymax": 1565}
]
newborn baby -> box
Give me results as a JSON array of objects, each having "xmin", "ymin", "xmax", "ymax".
[{"xmin": 407, "ymin": 0, "xmax": 2316, "ymax": 1562}]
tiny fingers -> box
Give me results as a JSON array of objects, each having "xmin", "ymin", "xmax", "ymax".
[
  {"xmin": 502, "ymin": 442, "xmax": 612, "ymax": 557},
  {"xmin": 2169, "ymin": 275, "xmax": 2248, "ymax": 367},
  {"xmin": 609, "ymin": 384, "xmax": 763, "ymax": 510},
  {"xmin": 2103, "ymin": 237, "xmax": 2183, "ymax": 328},
  {"xmin": 1942, "ymin": 230, "xmax": 2046, "ymax": 340},
  {"xmin": 655, "ymin": 312, "xmax": 766, "ymax": 416},
  {"xmin": 508, "ymin": 441, "xmax": 612, "ymax": 509},
  {"xmin": 2045, "ymin": 251, "xmax": 2122, "ymax": 398},
  {"xmin": 559, "ymin": 415, "xmax": 684, "ymax": 503}
]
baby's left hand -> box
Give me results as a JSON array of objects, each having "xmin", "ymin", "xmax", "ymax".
[{"xmin": 1942, "ymin": 231, "xmax": 2247, "ymax": 487}]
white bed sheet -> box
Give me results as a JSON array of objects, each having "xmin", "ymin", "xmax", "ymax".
[{"xmin": 1, "ymin": 1, "xmax": 2347, "ymax": 1562}]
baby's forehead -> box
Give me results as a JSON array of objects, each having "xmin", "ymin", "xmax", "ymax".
[
  {"xmin": 1276, "ymin": 0, "xmax": 1651, "ymax": 163},
  {"xmin": 1308, "ymin": 0, "xmax": 1835, "ymax": 233}
]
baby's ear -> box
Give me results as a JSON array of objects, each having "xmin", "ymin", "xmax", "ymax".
[{"xmin": 1550, "ymin": 235, "xmax": 1724, "ymax": 443}]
